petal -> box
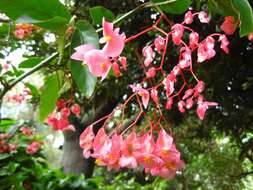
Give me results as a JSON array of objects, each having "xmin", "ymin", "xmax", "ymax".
[
  {"xmin": 70, "ymin": 52, "xmax": 84, "ymax": 61},
  {"xmin": 74, "ymin": 44, "xmax": 95, "ymax": 52},
  {"xmin": 103, "ymin": 19, "xmax": 114, "ymax": 37},
  {"xmin": 102, "ymin": 34, "xmax": 125, "ymax": 57},
  {"xmin": 84, "ymin": 49, "xmax": 111, "ymax": 80}
]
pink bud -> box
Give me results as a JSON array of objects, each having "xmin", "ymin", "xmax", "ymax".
[
  {"xmin": 189, "ymin": 32, "xmax": 199, "ymax": 49},
  {"xmin": 165, "ymin": 98, "xmax": 173, "ymax": 110},
  {"xmin": 71, "ymin": 103, "xmax": 81, "ymax": 117},
  {"xmin": 185, "ymin": 11, "xmax": 193, "ymax": 24},
  {"xmin": 195, "ymin": 81, "xmax": 205, "ymax": 93},
  {"xmin": 112, "ymin": 62, "xmax": 121, "ymax": 77},
  {"xmin": 182, "ymin": 89, "xmax": 194, "ymax": 100},
  {"xmin": 186, "ymin": 98, "xmax": 193, "ymax": 109},
  {"xmin": 56, "ymin": 99, "xmax": 65, "ymax": 110},
  {"xmin": 151, "ymin": 89, "xmax": 159, "ymax": 104},
  {"xmin": 178, "ymin": 100, "xmax": 185, "ymax": 113},
  {"xmin": 220, "ymin": 16, "xmax": 238, "ymax": 35},
  {"xmin": 219, "ymin": 35, "xmax": 229, "ymax": 54},
  {"xmin": 154, "ymin": 36, "xmax": 165, "ymax": 53},
  {"xmin": 61, "ymin": 107, "xmax": 71, "ymax": 117},
  {"xmin": 119, "ymin": 56, "xmax": 127, "ymax": 71},
  {"xmin": 146, "ymin": 67, "xmax": 156, "ymax": 78},
  {"xmin": 248, "ymin": 33, "xmax": 253, "ymax": 41},
  {"xmin": 172, "ymin": 24, "xmax": 184, "ymax": 45},
  {"xmin": 198, "ymin": 11, "xmax": 209, "ymax": 23}
]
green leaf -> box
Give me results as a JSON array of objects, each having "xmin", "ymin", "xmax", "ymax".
[
  {"xmin": 232, "ymin": 0, "xmax": 253, "ymax": 37},
  {"xmin": 152, "ymin": 0, "xmax": 191, "ymax": 14},
  {"xmin": 0, "ymin": 0, "xmax": 71, "ymax": 31},
  {"xmin": 208, "ymin": 0, "xmax": 238, "ymax": 17},
  {"xmin": 39, "ymin": 71, "xmax": 63, "ymax": 122},
  {"xmin": 25, "ymin": 83, "xmax": 39, "ymax": 97},
  {"xmin": 70, "ymin": 20, "xmax": 98, "ymax": 98},
  {"xmin": 89, "ymin": 6, "xmax": 115, "ymax": 25},
  {"xmin": 19, "ymin": 57, "xmax": 44, "ymax": 68}
]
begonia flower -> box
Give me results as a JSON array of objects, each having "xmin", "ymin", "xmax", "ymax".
[
  {"xmin": 197, "ymin": 36, "xmax": 216, "ymax": 62},
  {"xmin": 172, "ymin": 24, "xmax": 184, "ymax": 45},
  {"xmin": 184, "ymin": 11, "xmax": 193, "ymax": 24},
  {"xmin": 198, "ymin": 11, "xmax": 209, "ymax": 23},
  {"xmin": 154, "ymin": 36, "xmax": 165, "ymax": 53},
  {"xmin": 80, "ymin": 125, "xmax": 95, "ymax": 158},
  {"xmin": 197, "ymin": 101, "xmax": 218, "ymax": 120},
  {"xmin": 219, "ymin": 35, "xmax": 230, "ymax": 54}
]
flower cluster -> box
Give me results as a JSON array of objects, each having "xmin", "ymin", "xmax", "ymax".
[
  {"xmin": 20, "ymin": 127, "xmax": 33, "ymax": 136},
  {"xmin": 0, "ymin": 133, "xmax": 16, "ymax": 153},
  {"xmin": 71, "ymin": 19, "xmax": 126, "ymax": 80},
  {"xmin": 6, "ymin": 87, "xmax": 31, "ymax": 104},
  {"xmin": 80, "ymin": 126, "xmax": 184, "ymax": 179},
  {"xmin": 26, "ymin": 141, "xmax": 42, "ymax": 154},
  {"xmin": 14, "ymin": 23, "xmax": 35, "ymax": 39},
  {"xmin": 47, "ymin": 99, "xmax": 80, "ymax": 132}
]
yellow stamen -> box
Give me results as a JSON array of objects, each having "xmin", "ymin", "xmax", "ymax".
[
  {"xmin": 100, "ymin": 62, "xmax": 107, "ymax": 70},
  {"xmin": 103, "ymin": 35, "xmax": 112, "ymax": 42}
]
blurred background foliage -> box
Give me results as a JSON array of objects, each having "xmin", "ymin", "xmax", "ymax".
[{"xmin": 0, "ymin": 0, "xmax": 253, "ymax": 189}]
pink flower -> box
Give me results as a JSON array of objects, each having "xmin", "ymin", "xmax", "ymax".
[
  {"xmin": 92, "ymin": 127, "xmax": 109, "ymax": 156},
  {"xmin": 130, "ymin": 85, "xmax": 150, "ymax": 109},
  {"xmin": 151, "ymin": 88, "xmax": 159, "ymax": 104},
  {"xmin": 165, "ymin": 98, "xmax": 173, "ymax": 110},
  {"xmin": 178, "ymin": 100, "xmax": 185, "ymax": 113},
  {"xmin": 172, "ymin": 65, "xmax": 181, "ymax": 76},
  {"xmin": 146, "ymin": 67, "xmax": 156, "ymax": 78},
  {"xmin": 119, "ymin": 131, "xmax": 139, "ymax": 168},
  {"xmin": 112, "ymin": 62, "xmax": 121, "ymax": 77},
  {"xmin": 197, "ymin": 36, "xmax": 216, "ymax": 62},
  {"xmin": 164, "ymin": 75, "xmax": 175, "ymax": 97},
  {"xmin": 198, "ymin": 11, "xmax": 209, "ymax": 23},
  {"xmin": 185, "ymin": 98, "xmax": 193, "ymax": 109},
  {"xmin": 70, "ymin": 44, "xmax": 95, "ymax": 61},
  {"xmin": 142, "ymin": 46, "xmax": 155, "ymax": 67},
  {"xmin": 26, "ymin": 141, "xmax": 41, "ymax": 154},
  {"xmin": 184, "ymin": 11, "xmax": 193, "ymax": 24},
  {"xmin": 172, "ymin": 24, "xmax": 184, "ymax": 45},
  {"xmin": 80, "ymin": 125, "xmax": 94, "ymax": 158},
  {"xmin": 179, "ymin": 47, "xmax": 192, "ymax": 69},
  {"xmin": 155, "ymin": 129, "xmax": 173, "ymax": 154},
  {"xmin": 61, "ymin": 107, "xmax": 70, "ymax": 117},
  {"xmin": 220, "ymin": 16, "xmax": 238, "ymax": 35},
  {"xmin": 219, "ymin": 35, "xmax": 230, "ymax": 54},
  {"xmin": 20, "ymin": 127, "xmax": 33, "ymax": 136},
  {"xmin": 195, "ymin": 81, "xmax": 205, "ymax": 94},
  {"xmin": 14, "ymin": 29, "xmax": 25, "ymax": 39},
  {"xmin": 189, "ymin": 32, "xmax": 199, "ymax": 49},
  {"xmin": 84, "ymin": 49, "xmax": 111, "ymax": 80},
  {"xmin": 154, "ymin": 36, "xmax": 165, "ymax": 53},
  {"xmin": 100, "ymin": 19, "xmax": 126, "ymax": 57},
  {"xmin": 56, "ymin": 99, "xmax": 65, "ymax": 110},
  {"xmin": 197, "ymin": 101, "xmax": 218, "ymax": 120}
]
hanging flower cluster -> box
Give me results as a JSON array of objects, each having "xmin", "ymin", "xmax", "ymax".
[
  {"xmin": 6, "ymin": 87, "xmax": 31, "ymax": 104},
  {"xmin": 14, "ymin": 23, "xmax": 35, "ymax": 39},
  {"xmin": 47, "ymin": 99, "xmax": 80, "ymax": 132},
  {"xmin": 71, "ymin": 19, "xmax": 127, "ymax": 80},
  {"xmin": 80, "ymin": 126, "xmax": 184, "ymax": 179},
  {"xmin": 70, "ymin": 11, "xmax": 236, "ymax": 179}
]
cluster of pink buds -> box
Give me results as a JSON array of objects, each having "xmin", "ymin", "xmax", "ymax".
[
  {"xmin": 71, "ymin": 19, "xmax": 127, "ymax": 80},
  {"xmin": 26, "ymin": 141, "xmax": 42, "ymax": 154},
  {"xmin": 0, "ymin": 133, "xmax": 17, "ymax": 153},
  {"xmin": 6, "ymin": 87, "xmax": 31, "ymax": 104},
  {"xmin": 14, "ymin": 23, "xmax": 35, "ymax": 39},
  {"xmin": 80, "ymin": 126, "xmax": 184, "ymax": 179},
  {"xmin": 46, "ymin": 99, "xmax": 80, "ymax": 132}
]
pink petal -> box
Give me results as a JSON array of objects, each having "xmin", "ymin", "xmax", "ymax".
[
  {"xmin": 102, "ymin": 34, "xmax": 125, "ymax": 57},
  {"xmin": 84, "ymin": 49, "xmax": 111, "ymax": 80}
]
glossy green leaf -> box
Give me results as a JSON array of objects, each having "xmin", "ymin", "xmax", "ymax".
[
  {"xmin": 0, "ymin": 0, "xmax": 70, "ymax": 31},
  {"xmin": 208, "ymin": 0, "xmax": 238, "ymax": 17},
  {"xmin": 70, "ymin": 20, "xmax": 98, "ymax": 98},
  {"xmin": 19, "ymin": 57, "xmax": 44, "ymax": 68},
  {"xmin": 152, "ymin": 0, "xmax": 191, "ymax": 14},
  {"xmin": 39, "ymin": 71, "xmax": 63, "ymax": 122},
  {"xmin": 89, "ymin": 6, "xmax": 115, "ymax": 25},
  {"xmin": 232, "ymin": 0, "xmax": 253, "ymax": 37}
]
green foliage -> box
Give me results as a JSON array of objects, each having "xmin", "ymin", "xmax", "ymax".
[
  {"xmin": 89, "ymin": 6, "xmax": 115, "ymax": 25},
  {"xmin": 70, "ymin": 20, "xmax": 98, "ymax": 98},
  {"xmin": 18, "ymin": 57, "xmax": 44, "ymax": 68},
  {"xmin": 39, "ymin": 71, "xmax": 63, "ymax": 122},
  {"xmin": 208, "ymin": 0, "xmax": 253, "ymax": 36},
  {"xmin": 152, "ymin": 0, "xmax": 192, "ymax": 14},
  {"xmin": 0, "ymin": 0, "xmax": 71, "ymax": 31}
]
